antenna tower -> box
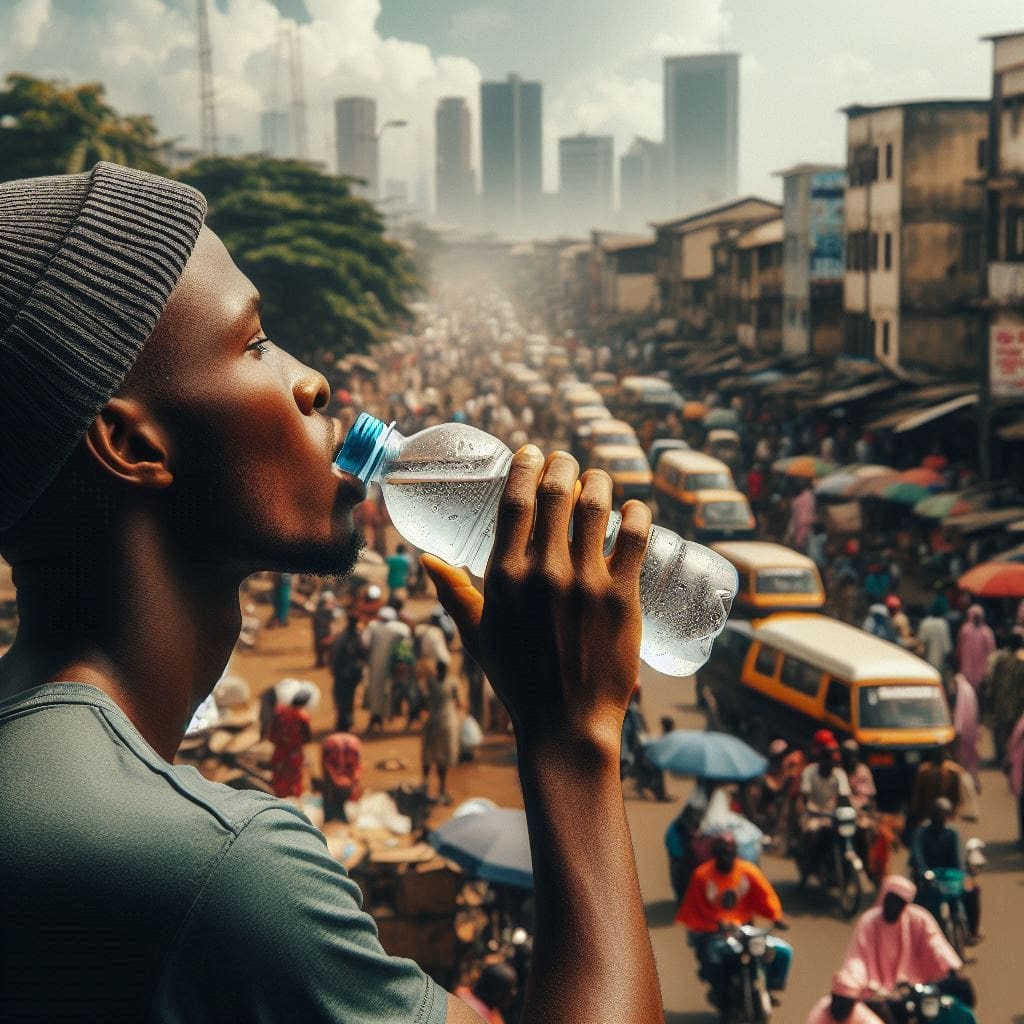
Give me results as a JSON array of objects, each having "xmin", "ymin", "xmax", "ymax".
[{"xmin": 197, "ymin": 0, "xmax": 218, "ymax": 156}]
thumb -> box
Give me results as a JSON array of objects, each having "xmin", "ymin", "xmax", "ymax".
[{"xmin": 421, "ymin": 554, "xmax": 484, "ymax": 653}]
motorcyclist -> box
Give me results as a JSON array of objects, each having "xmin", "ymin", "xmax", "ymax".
[
  {"xmin": 755, "ymin": 738, "xmax": 805, "ymax": 848},
  {"xmin": 676, "ymin": 833, "xmax": 793, "ymax": 1007},
  {"xmin": 797, "ymin": 730, "xmax": 852, "ymax": 871},
  {"xmin": 909, "ymin": 798, "xmax": 981, "ymax": 944},
  {"xmin": 841, "ymin": 876, "xmax": 970, "ymax": 1018},
  {"xmin": 840, "ymin": 739, "xmax": 877, "ymax": 863},
  {"xmin": 805, "ymin": 966, "xmax": 885, "ymax": 1023},
  {"xmin": 620, "ymin": 684, "xmax": 668, "ymax": 801}
]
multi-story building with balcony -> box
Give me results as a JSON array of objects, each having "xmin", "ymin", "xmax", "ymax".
[{"xmin": 842, "ymin": 99, "xmax": 988, "ymax": 375}]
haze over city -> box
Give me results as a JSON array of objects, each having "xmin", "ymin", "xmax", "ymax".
[{"xmin": 2, "ymin": 0, "xmax": 1021, "ymax": 209}]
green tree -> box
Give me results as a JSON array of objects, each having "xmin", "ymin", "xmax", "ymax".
[
  {"xmin": 0, "ymin": 74, "xmax": 167, "ymax": 181},
  {"xmin": 179, "ymin": 157, "xmax": 417, "ymax": 356}
]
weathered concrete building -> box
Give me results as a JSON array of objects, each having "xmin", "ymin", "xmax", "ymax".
[
  {"xmin": 736, "ymin": 218, "xmax": 784, "ymax": 354},
  {"xmin": 983, "ymin": 32, "xmax": 1024, "ymax": 404},
  {"xmin": 776, "ymin": 163, "xmax": 846, "ymax": 357},
  {"xmin": 842, "ymin": 100, "xmax": 988, "ymax": 375},
  {"xmin": 652, "ymin": 197, "xmax": 781, "ymax": 336},
  {"xmin": 591, "ymin": 234, "xmax": 658, "ymax": 316}
]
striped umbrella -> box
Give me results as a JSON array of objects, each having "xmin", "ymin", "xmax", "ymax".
[
  {"xmin": 913, "ymin": 492, "xmax": 980, "ymax": 520},
  {"xmin": 879, "ymin": 481, "xmax": 936, "ymax": 505},
  {"xmin": 958, "ymin": 561, "xmax": 1024, "ymax": 598},
  {"xmin": 816, "ymin": 464, "xmax": 894, "ymax": 497}
]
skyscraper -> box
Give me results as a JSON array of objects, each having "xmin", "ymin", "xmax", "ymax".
[
  {"xmin": 558, "ymin": 133, "xmax": 614, "ymax": 234},
  {"xmin": 619, "ymin": 136, "xmax": 667, "ymax": 228},
  {"xmin": 334, "ymin": 96, "xmax": 378, "ymax": 198},
  {"xmin": 664, "ymin": 53, "xmax": 739, "ymax": 214},
  {"xmin": 260, "ymin": 110, "xmax": 291, "ymax": 159},
  {"xmin": 480, "ymin": 74, "xmax": 542, "ymax": 233},
  {"xmin": 435, "ymin": 97, "xmax": 475, "ymax": 225}
]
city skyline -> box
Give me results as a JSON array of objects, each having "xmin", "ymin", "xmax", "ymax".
[{"xmin": 2, "ymin": 1, "xmax": 1022, "ymax": 219}]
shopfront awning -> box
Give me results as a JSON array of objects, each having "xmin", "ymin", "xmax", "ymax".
[
  {"xmin": 813, "ymin": 377, "xmax": 900, "ymax": 410},
  {"xmin": 944, "ymin": 506, "xmax": 1024, "ymax": 534},
  {"xmin": 997, "ymin": 417, "xmax": 1024, "ymax": 442},
  {"xmin": 867, "ymin": 392, "xmax": 977, "ymax": 432}
]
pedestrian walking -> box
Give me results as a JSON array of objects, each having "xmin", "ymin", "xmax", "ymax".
[
  {"xmin": 948, "ymin": 671, "xmax": 981, "ymax": 789},
  {"xmin": 421, "ymin": 661, "xmax": 461, "ymax": 805},
  {"xmin": 330, "ymin": 615, "xmax": 366, "ymax": 733},
  {"xmin": 1005, "ymin": 711, "xmax": 1024, "ymax": 845},
  {"xmin": 312, "ymin": 589, "xmax": 339, "ymax": 667},
  {"xmin": 385, "ymin": 542, "xmax": 412, "ymax": 600},
  {"xmin": 918, "ymin": 598, "xmax": 953, "ymax": 671},
  {"xmin": 982, "ymin": 632, "xmax": 1024, "ymax": 763},
  {"xmin": 265, "ymin": 571, "xmax": 293, "ymax": 629},
  {"xmin": 270, "ymin": 690, "xmax": 312, "ymax": 798},
  {"xmin": 956, "ymin": 604, "xmax": 995, "ymax": 697},
  {"xmin": 362, "ymin": 606, "xmax": 410, "ymax": 733}
]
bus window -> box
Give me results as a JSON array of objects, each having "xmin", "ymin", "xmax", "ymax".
[
  {"xmin": 754, "ymin": 644, "xmax": 778, "ymax": 678},
  {"xmin": 780, "ymin": 656, "xmax": 822, "ymax": 698},
  {"xmin": 825, "ymin": 679, "xmax": 851, "ymax": 722}
]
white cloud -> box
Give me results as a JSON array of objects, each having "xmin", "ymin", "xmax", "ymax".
[{"xmin": 0, "ymin": 0, "xmax": 483, "ymax": 209}]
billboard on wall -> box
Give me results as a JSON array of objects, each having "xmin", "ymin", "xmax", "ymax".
[
  {"xmin": 809, "ymin": 170, "xmax": 846, "ymax": 282},
  {"xmin": 990, "ymin": 323, "xmax": 1024, "ymax": 399}
]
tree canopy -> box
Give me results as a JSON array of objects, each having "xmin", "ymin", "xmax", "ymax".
[
  {"xmin": 178, "ymin": 157, "xmax": 417, "ymax": 357},
  {"xmin": 0, "ymin": 73, "xmax": 166, "ymax": 180}
]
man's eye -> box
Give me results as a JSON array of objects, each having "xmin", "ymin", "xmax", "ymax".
[{"xmin": 246, "ymin": 336, "xmax": 272, "ymax": 357}]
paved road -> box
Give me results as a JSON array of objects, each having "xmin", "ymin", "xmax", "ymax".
[{"xmin": 628, "ymin": 662, "xmax": 1023, "ymax": 1023}]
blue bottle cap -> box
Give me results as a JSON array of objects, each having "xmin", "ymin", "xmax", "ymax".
[{"xmin": 334, "ymin": 413, "xmax": 395, "ymax": 485}]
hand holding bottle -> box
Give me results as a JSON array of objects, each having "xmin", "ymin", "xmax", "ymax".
[{"xmin": 423, "ymin": 446, "xmax": 651, "ymax": 753}]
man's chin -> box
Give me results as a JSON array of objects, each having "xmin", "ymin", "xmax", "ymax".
[{"xmin": 261, "ymin": 527, "xmax": 366, "ymax": 578}]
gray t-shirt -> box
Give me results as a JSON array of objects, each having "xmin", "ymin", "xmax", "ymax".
[{"xmin": 0, "ymin": 683, "xmax": 447, "ymax": 1023}]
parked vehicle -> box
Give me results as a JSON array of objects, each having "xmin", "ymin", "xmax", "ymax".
[
  {"xmin": 710, "ymin": 542, "xmax": 825, "ymax": 618},
  {"xmin": 691, "ymin": 490, "xmax": 757, "ymax": 543},
  {"xmin": 707, "ymin": 428, "xmax": 742, "ymax": 464},
  {"xmin": 589, "ymin": 370, "xmax": 618, "ymax": 400},
  {"xmin": 575, "ymin": 418, "xmax": 638, "ymax": 466},
  {"xmin": 647, "ymin": 437, "xmax": 691, "ymax": 470},
  {"xmin": 653, "ymin": 450, "xmax": 736, "ymax": 534},
  {"xmin": 588, "ymin": 443, "xmax": 654, "ymax": 504},
  {"xmin": 698, "ymin": 615, "xmax": 954, "ymax": 806}
]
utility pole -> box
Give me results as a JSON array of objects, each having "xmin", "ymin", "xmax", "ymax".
[{"xmin": 196, "ymin": 0, "xmax": 218, "ymax": 156}]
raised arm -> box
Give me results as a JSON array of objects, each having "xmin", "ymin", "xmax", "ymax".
[{"xmin": 425, "ymin": 447, "xmax": 663, "ymax": 1024}]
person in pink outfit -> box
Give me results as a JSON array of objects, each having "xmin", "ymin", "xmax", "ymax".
[
  {"xmin": 787, "ymin": 480, "xmax": 816, "ymax": 553},
  {"xmin": 805, "ymin": 966, "xmax": 885, "ymax": 1024},
  {"xmin": 949, "ymin": 671, "xmax": 980, "ymax": 787},
  {"xmin": 955, "ymin": 605, "xmax": 995, "ymax": 694},
  {"xmin": 841, "ymin": 875, "xmax": 963, "ymax": 1013},
  {"xmin": 1006, "ymin": 711, "xmax": 1024, "ymax": 845}
]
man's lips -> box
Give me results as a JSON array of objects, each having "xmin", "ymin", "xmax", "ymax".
[{"xmin": 328, "ymin": 417, "xmax": 366, "ymax": 502}]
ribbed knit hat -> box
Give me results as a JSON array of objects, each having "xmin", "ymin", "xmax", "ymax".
[{"xmin": 0, "ymin": 161, "xmax": 207, "ymax": 532}]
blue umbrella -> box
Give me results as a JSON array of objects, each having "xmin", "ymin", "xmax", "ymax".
[
  {"xmin": 427, "ymin": 807, "xmax": 533, "ymax": 889},
  {"xmin": 702, "ymin": 407, "xmax": 741, "ymax": 429},
  {"xmin": 645, "ymin": 730, "xmax": 767, "ymax": 781}
]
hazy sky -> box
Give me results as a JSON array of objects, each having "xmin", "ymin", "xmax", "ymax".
[{"xmin": 2, "ymin": 0, "xmax": 1021, "ymax": 206}]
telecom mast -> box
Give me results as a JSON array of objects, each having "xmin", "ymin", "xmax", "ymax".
[{"xmin": 196, "ymin": 0, "xmax": 218, "ymax": 156}]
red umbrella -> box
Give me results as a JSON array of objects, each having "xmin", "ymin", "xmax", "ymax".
[
  {"xmin": 958, "ymin": 562, "xmax": 1024, "ymax": 598},
  {"xmin": 895, "ymin": 467, "xmax": 946, "ymax": 489}
]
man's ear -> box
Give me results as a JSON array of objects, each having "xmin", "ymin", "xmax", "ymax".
[{"xmin": 83, "ymin": 397, "xmax": 174, "ymax": 489}]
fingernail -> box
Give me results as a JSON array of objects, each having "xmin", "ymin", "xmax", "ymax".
[{"xmin": 518, "ymin": 444, "xmax": 542, "ymax": 459}]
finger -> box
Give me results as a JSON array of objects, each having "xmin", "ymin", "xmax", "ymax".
[
  {"xmin": 571, "ymin": 469, "xmax": 613, "ymax": 572},
  {"xmin": 531, "ymin": 451, "xmax": 578, "ymax": 558},
  {"xmin": 608, "ymin": 498, "xmax": 652, "ymax": 581},
  {"xmin": 492, "ymin": 445, "xmax": 544, "ymax": 569},
  {"xmin": 421, "ymin": 555, "xmax": 484, "ymax": 655}
]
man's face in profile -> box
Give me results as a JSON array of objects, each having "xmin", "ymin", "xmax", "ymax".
[{"xmin": 125, "ymin": 225, "xmax": 365, "ymax": 578}]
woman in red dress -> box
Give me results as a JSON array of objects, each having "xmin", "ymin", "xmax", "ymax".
[{"xmin": 270, "ymin": 691, "xmax": 313, "ymax": 797}]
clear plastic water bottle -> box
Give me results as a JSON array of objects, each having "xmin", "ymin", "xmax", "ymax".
[{"xmin": 336, "ymin": 413, "xmax": 738, "ymax": 676}]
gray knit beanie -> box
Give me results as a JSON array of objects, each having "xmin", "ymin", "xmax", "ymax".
[{"xmin": 0, "ymin": 161, "xmax": 207, "ymax": 532}]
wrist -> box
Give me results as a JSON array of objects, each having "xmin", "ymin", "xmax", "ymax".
[{"xmin": 516, "ymin": 718, "xmax": 622, "ymax": 781}]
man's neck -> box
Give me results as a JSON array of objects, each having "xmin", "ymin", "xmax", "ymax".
[{"xmin": 0, "ymin": 513, "xmax": 243, "ymax": 761}]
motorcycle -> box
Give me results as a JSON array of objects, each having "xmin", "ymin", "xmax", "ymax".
[
  {"xmin": 697, "ymin": 924, "xmax": 775, "ymax": 1023},
  {"xmin": 882, "ymin": 982, "xmax": 977, "ymax": 1023},
  {"xmin": 795, "ymin": 805, "xmax": 863, "ymax": 917},
  {"xmin": 920, "ymin": 868, "xmax": 970, "ymax": 959}
]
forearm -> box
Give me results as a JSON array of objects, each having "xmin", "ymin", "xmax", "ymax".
[{"xmin": 516, "ymin": 732, "xmax": 663, "ymax": 1024}]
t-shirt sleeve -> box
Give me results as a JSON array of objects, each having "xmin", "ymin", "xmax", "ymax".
[{"xmin": 152, "ymin": 805, "xmax": 447, "ymax": 1024}]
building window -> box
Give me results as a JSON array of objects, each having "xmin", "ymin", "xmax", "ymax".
[
  {"xmin": 881, "ymin": 320, "xmax": 891, "ymax": 356},
  {"xmin": 977, "ymin": 138, "xmax": 988, "ymax": 171},
  {"xmin": 871, "ymin": 232, "xmax": 879, "ymax": 271},
  {"xmin": 884, "ymin": 232, "xmax": 893, "ymax": 271},
  {"xmin": 871, "ymin": 147, "xmax": 880, "ymax": 182},
  {"xmin": 885, "ymin": 142, "xmax": 893, "ymax": 179},
  {"xmin": 1012, "ymin": 98, "xmax": 1022, "ymax": 139},
  {"xmin": 1008, "ymin": 208, "xmax": 1024, "ymax": 260},
  {"xmin": 963, "ymin": 231, "xmax": 982, "ymax": 273}
]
